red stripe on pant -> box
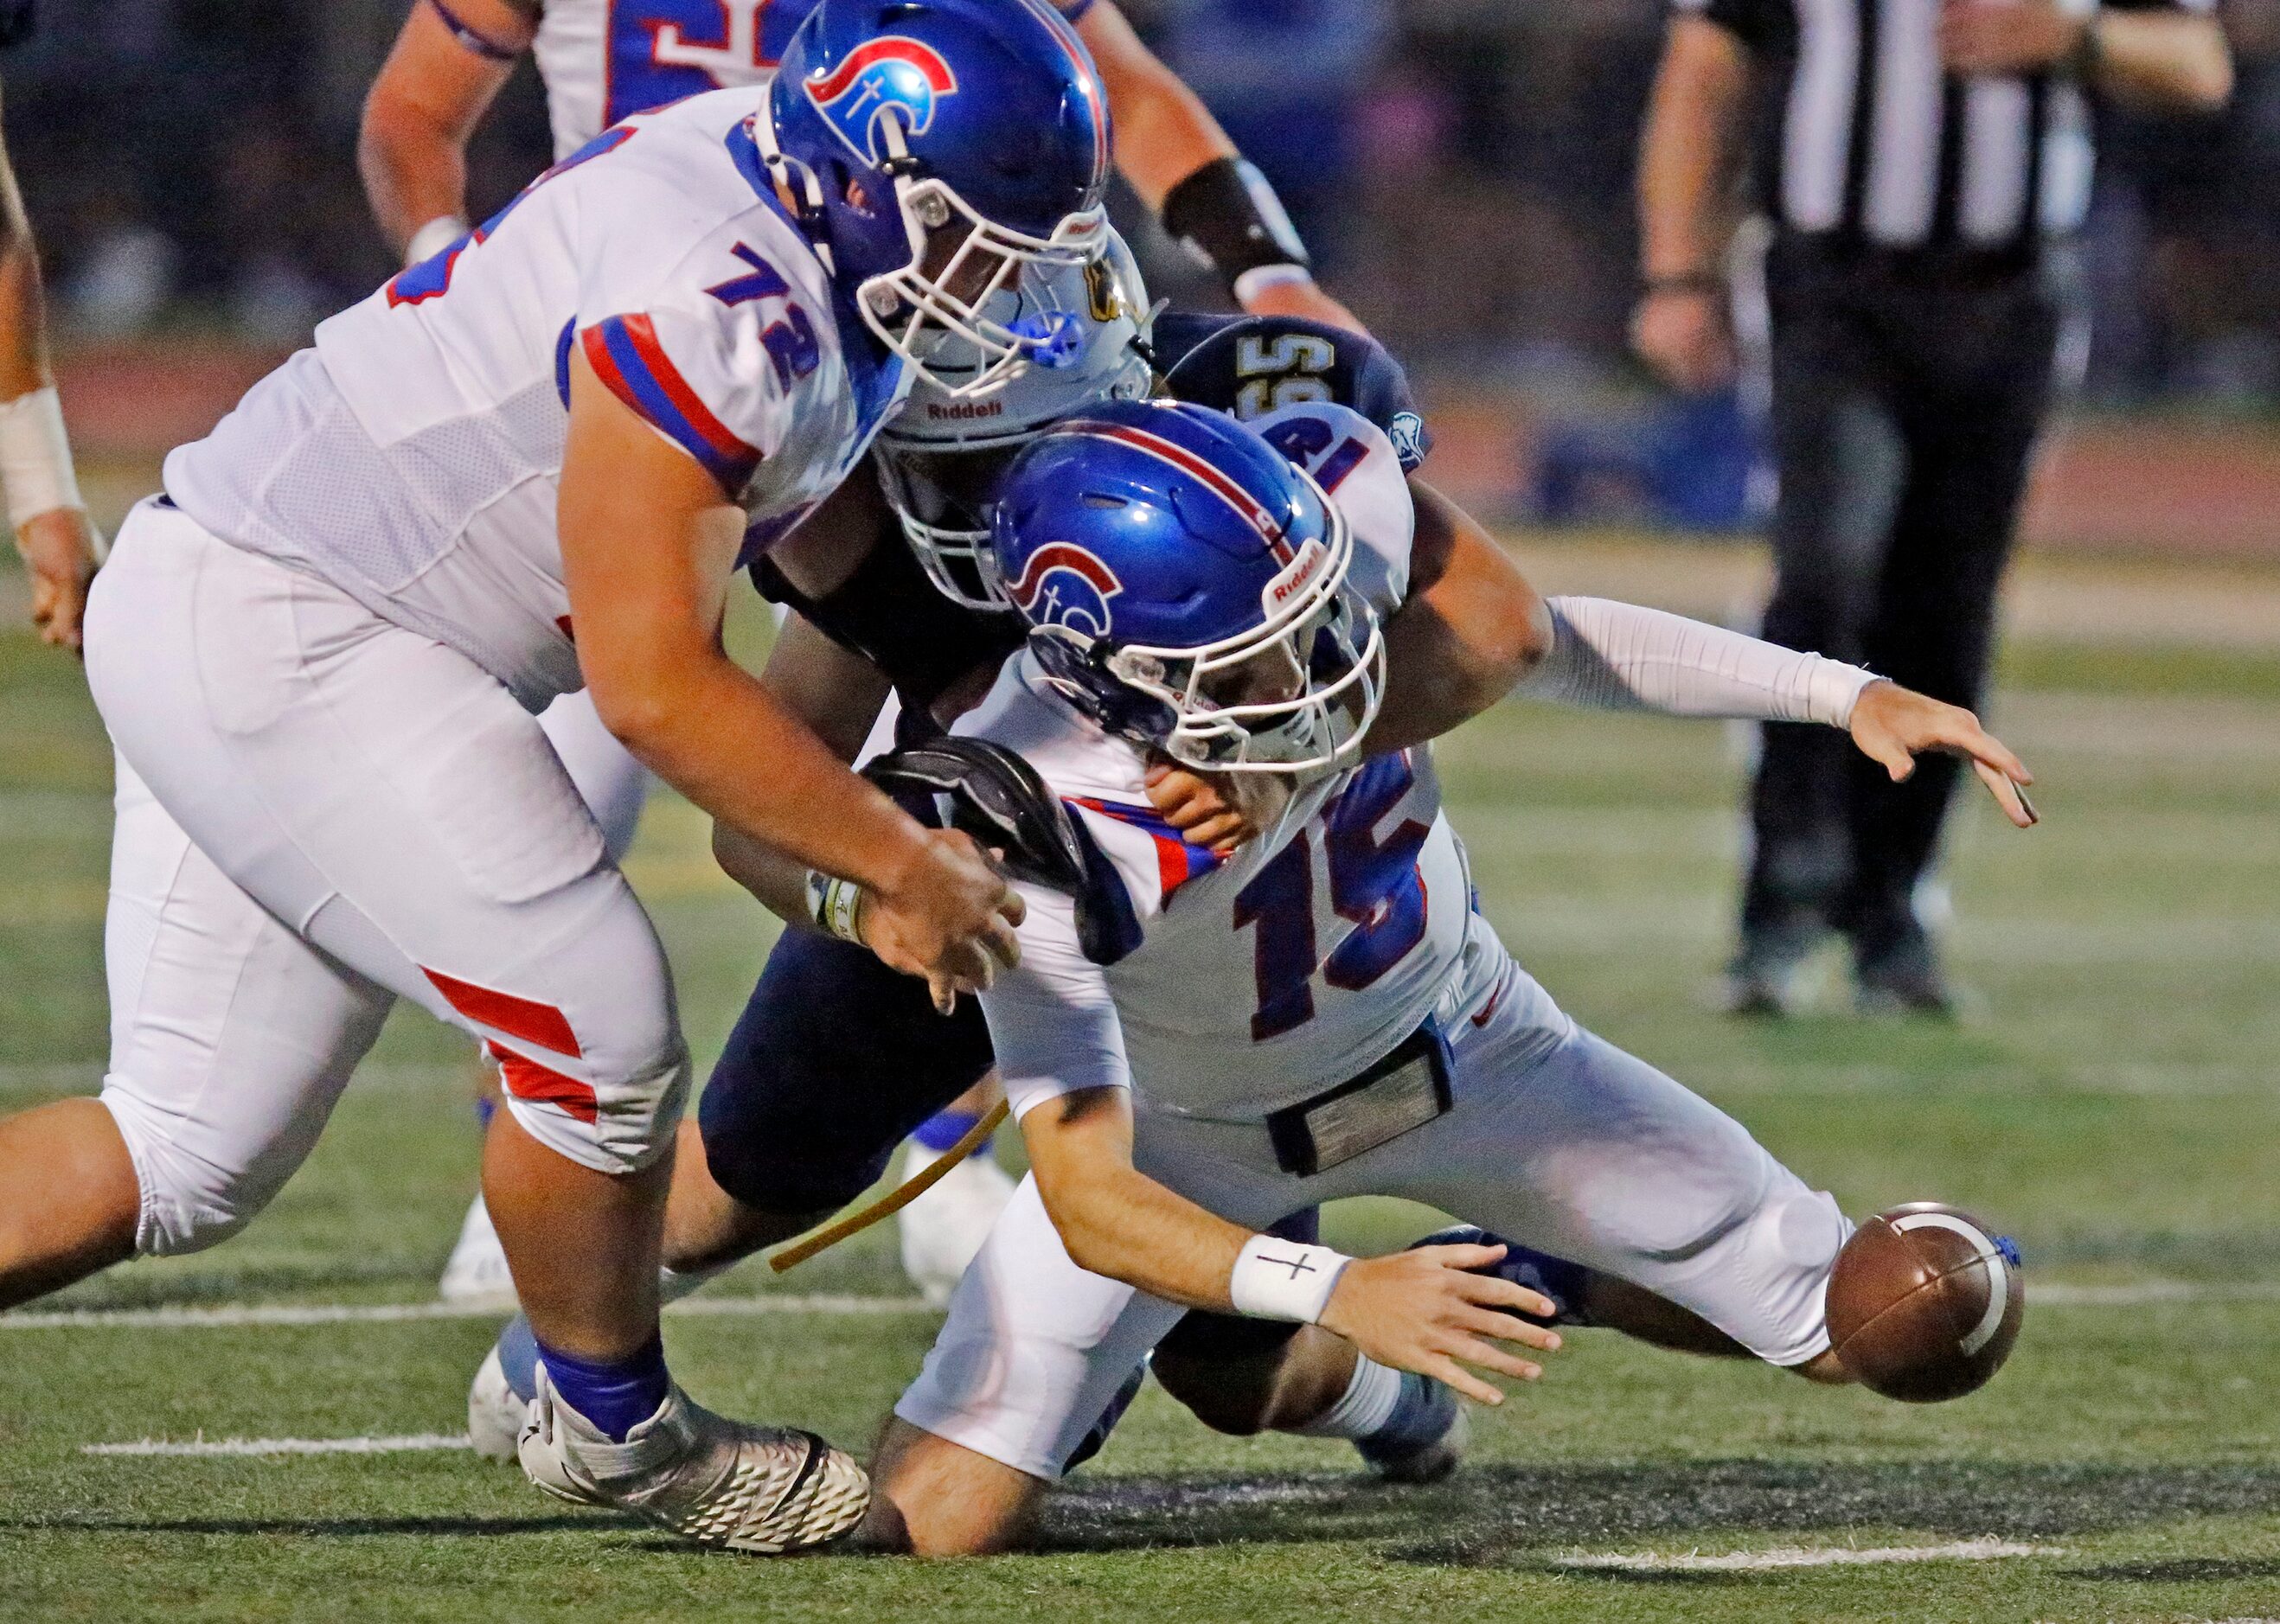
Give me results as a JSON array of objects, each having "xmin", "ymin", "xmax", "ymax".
[
  {"xmin": 422, "ymin": 967, "xmax": 583, "ymax": 1058},
  {"xmin": 487, "ymin": 1041, "xmax": 600, "ymax": 1125}
]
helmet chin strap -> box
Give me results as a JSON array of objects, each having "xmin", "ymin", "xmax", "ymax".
[{"xmin": 750, "ymin": 112, "xmax": 836, "ymax": 278}]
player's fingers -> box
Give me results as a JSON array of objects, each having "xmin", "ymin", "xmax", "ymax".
[
  {"xmin": 1417, "ymin": 1353, "xmax": 1504, "ymax": 1408},
  {"xmin": 1435, "ymin": 1329, "xmax": 1542, "ymax": 1384},
  {"xmin": 1181, "ymin": 811, "xmax": 1245, "ymax": 849},
  {"xmin": 1963, "ymin": 729, "xmax": 2033, "ymax": 787},
  {"xmin": 996, "ymin": 887, "xmax": 1027, "ymax": 930},
  {"xmin": 1972, "ymin": 758, "xmax": 2038, "ymax": 828},
  {"xmin": 1150, "ymin": 779, "xmax": 1202, "ymax": 821},
  {"xmin": 926, "ymin": 972, "xmax": 958, "ymax": 1016},
  {"xmin": 1417, "ymin": 1242, "xmax": 1508, "ymax": 1273},
  {"xmin": 1451, "ymin": 1270, "xmax": 1558, "ymax": 1322},
  {"xmin": 1451, "ymin": 1302, "xmax": 1560, "ymax": 1352},
  {"xmin": 977, "ymin": 914, "xmax": 1022, "ymax": 971}
]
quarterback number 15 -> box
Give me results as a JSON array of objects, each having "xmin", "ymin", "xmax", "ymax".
[{"xmin": 1232, "ymin": 754, "xmax": 1431, "ymax": 1041}]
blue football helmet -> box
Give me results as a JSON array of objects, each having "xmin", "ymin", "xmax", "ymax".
[
  {"xmin": 992, "ymin": 400, "xmax": 1385, "ymax": 775},
  {"xmin": 758, "ymin": 0, "xmax": 1112, "ymax": 399}
]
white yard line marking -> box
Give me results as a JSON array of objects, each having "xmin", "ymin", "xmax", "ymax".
[
  {"xmin": 1554, "ymin": 1538, "xmax": 2047, "ymax": 1573},
  {"xmin": 2031, "ymin": 1281, "xmax": 2280, "ymax": 1307},
  {"xmin": 2, "ymin": 1294, "xmax": 933, "ymax": 1330},
  {"xmin": 7, "ymin": 1281, "xmax": 2275, "ymax": 1332},
  {"xmin": 83, "ymin": 1433, "xmax": 474, "ymax": 1459}
]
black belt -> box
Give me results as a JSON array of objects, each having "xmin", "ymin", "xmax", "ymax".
[{"xmin": 1265, "ymin": 1020, "xmax": 1453, "ymax": 1179}]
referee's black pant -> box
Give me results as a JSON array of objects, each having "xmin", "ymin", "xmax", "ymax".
[{"xmin": 1742, "ymin": 233, "xmax": 2072, "ymax": 964}]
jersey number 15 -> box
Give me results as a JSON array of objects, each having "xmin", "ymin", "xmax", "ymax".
[{"xmin": 1232, "ymin": 753, "xmax": 1431, "ymax": 1041}]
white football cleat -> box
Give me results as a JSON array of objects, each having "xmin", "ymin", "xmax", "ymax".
[
  {"xmin": 897, "ymin": 1139, "xmax": 1016, "ymax": 1307},
  {"xmin": 519, "ymin": 1368, "xmax": 870, "ymax": 1554},
  {"xmin": 437, "ymin": 1193, "xmax": 517, "ymax": 1310},
  {"xmin": 467, "ymin": 1345, "xmax": 528, "ymax": 1463}
]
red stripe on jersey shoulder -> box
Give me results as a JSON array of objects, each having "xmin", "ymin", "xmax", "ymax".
[{"xmin": 613, "ymin": 312, "xmax": 756, "ymax": 465}]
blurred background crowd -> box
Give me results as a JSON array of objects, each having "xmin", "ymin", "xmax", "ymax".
[{"xmin": 9, "ymin": 0, "xmax": 2279, "ymax": 523}]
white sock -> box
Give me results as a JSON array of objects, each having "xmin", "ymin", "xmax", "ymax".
[
  {"xmin": 658, "ymin": 1260, "xmax": 731, "ymax": 1305},
  {"xmin": 1291, "ymin": 1353, "xmax": 1403, "ymax": 1440}
]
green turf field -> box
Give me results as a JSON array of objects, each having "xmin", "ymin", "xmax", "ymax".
[{"xmin": 3, "ymin": 538, "xmax": 2279, "ymax": 1622}]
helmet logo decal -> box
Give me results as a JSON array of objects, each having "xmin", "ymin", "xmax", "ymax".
[
  {"xmin": 1009, "ymin": 310, "xmax": 1086, "ymax": 369},
  {"xmin": 804, "ymin": 37, "xmax": 959, "ymax": 167},
  {"xmin": 1007, "ymin": 541, "xmax": 1124, "ymax": 638}
]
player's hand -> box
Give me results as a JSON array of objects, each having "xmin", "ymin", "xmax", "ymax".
[
  {"xmin": 1318, "ymin": 1242, "xmax": 1561, "ymax": 1407},
  {"xmin": 1237, "ymin": 273, "xmax": 1368, "ymax": 339},
  {"xmin": 1940, "ymin": 0, "xmax": 2082, "ymax": 76},
  {"xmin": 1630, "ymin": 287, "xmax": 1737, "ymax": 394},
  {"xmin": 13, "ymin": 506, "xmax": 102, "ymax": 653},
  {"xmin": 1143, "ymin": 763, "xmax": 1288, "ymax": 855},
  {"xmin": 861, "ymin": 828, "xmax": 1026, "ymax": 1013},
  {"xmin": 1848, "ymin": 679, "xmax": 2039, "ymax": 828}
]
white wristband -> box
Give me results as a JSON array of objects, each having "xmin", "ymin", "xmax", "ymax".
[
  {"xmin": 0, "ymin": 386, "xmax": 83, "ymax": 531},
  {"xmin": 803, "ymin": 869, "xmax": 866, "ymax": 943},
  {"xmin": 405, "ymin": 214, "xmax": 471, "ymax": 267},
  {"xmin": 1228, "ymin": 1233, "xmax": 1351, "ymax": 1324}
]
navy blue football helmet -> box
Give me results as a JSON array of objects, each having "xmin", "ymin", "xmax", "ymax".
[
  {"xmin": 992, "ymin": 400, "xmax": 1385, "ymax": 775},
  {"xmin": 759, "ymin": 0, "xmax": 1111, "ymax": 399}
]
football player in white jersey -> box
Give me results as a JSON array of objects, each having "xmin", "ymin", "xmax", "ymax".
[
  {"xmin": 843, "ymin": 400, "xmax": 2040, "ymax": 1554},
  {"xmin": 0, "ymin": 31, "xmax": 103, "ymax": 650},
  {"xmin": 359, "ymin": 0, "xmax": 1371, "ymax": 1307},
  {"xmin": 0, "ymin": 0, "xmax": 1129, "ymax": 1555},
  {"xmin": 362, "ymin": 0, "xmax": 1356, "ymax": 332}
]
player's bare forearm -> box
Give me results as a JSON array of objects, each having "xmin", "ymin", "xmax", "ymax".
[
  {"xmin": 1361, "ymin": 479, "xmax": 1550, "ymax": 758},
  {"xmin": 2089, "ymin": 11, "xmax": 2232, "ymax": 112},
  {"xmin": 1022, "ymin": 1088, "xmax": 1253, "ymax": 1311},
  {"xmin": 1078, "ymin": 1, "xmax": 1235, "ymax": 212},
  {"xmin": 561, "ymin": 356, "xmax": 932, "ymax": 896},
  {"xmin": 760, "ymin": 611, "xmax": 893, "ymax": 763},
  {"xmin": 1023, "ymin": 1087, "xmax": 1569, "ymax": 1403},
  {"xmin": 1637, "ymin": 16, "xmax": 1751, "ymax": 281},
  {"xmin": 357, "ymin": 0, "xmax": 529, "ymax": 255},
  {"xmin": 708, "ymin": 612, "xmax": 893, "ymax": 925},
  {"xmin": 0, "ymin": 98, "xmax": 52, "ymax": 400}
]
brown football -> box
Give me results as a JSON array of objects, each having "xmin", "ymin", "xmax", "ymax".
[{"xmin": 1826, "ymin": 1202, "xmax": 2024, "ymax": 1402}]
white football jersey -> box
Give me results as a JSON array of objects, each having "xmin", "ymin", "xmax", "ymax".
[
  {"xmin": 164, "ymin": 89, "xmax": 906, "ymax": 713},
  {"xmin": 959, "ymin": 401, "xmax": 1563, "ymax": 1123},
  {"xmin": 528, "ymin": 0, "xmax": 1096, "ymax": 158}
]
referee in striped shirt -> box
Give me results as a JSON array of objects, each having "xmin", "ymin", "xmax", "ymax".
[{"xmin": 1634, "ymin": 0, "xmax": 2230, "ymax": 1015}]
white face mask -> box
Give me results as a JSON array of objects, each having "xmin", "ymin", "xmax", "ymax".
[{"xmin": 853, "ymin": 116, "xmax": 1113, "ymax": 400}]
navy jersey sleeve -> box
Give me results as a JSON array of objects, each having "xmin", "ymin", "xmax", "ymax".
[{"xmin": 1155, "ymin": 312, "xmax": 1432, "ymax": 474}]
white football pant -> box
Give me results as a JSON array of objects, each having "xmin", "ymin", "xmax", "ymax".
[
  {"xmin": 82, "ymin": 500, "xmax": 688, "ymax": 1256},
  {"xmin": 895, "ymin": 930, "xmax": 1849, "ymax": 1480}
]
